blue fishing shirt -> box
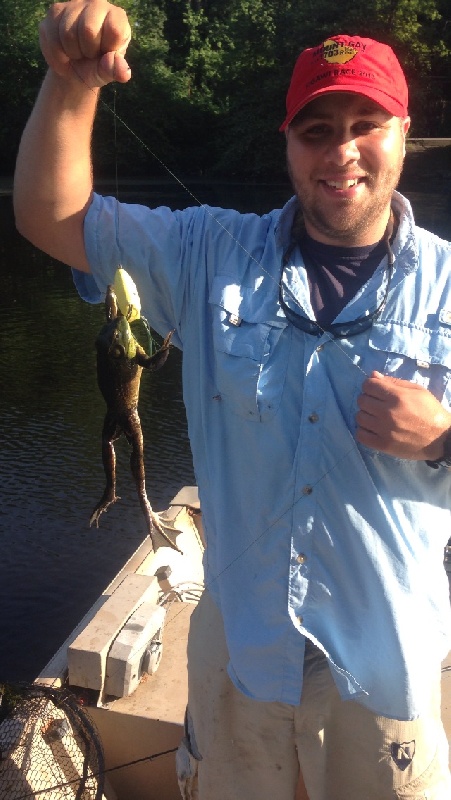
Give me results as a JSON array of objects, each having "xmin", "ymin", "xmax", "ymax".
[{"xmin": 74, "ymin": 190, "xmax": 451, "ymax": 720}]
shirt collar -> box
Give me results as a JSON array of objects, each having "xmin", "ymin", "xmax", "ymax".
[
  {"xmin": 390, "ymin": 190, "xmax": 419, "ymax": 275},
  {"xmin": 276, "ymin": 190, "xmax": 420, "ymax": 277}
]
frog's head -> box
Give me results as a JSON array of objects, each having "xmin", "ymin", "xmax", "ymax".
[{"xmin": 108, "ymin": 316, "xmax": 137, "ymax": 360}]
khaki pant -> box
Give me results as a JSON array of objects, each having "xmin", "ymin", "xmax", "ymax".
[{"xmin": 177, "ymin": 591, "xmax": 451, "ymax": 800}]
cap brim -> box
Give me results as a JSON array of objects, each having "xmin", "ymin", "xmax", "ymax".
[{"xmin": 279, "ymin": 85, "xmax": 407, "ymax": 131}]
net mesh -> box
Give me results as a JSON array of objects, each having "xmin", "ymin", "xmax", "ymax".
[{"xmin": 0, "ymin": 684, "xmax": 104, "ymax": 800}]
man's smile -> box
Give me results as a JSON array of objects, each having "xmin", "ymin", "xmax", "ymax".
[{"xmin": 322, "ymin": 177, "xmax": 365, "ymax": 190}]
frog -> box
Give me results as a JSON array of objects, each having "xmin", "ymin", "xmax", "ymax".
[{"xmin": 89, "ymin": 283, "xmax": 181, "ymax": 553}]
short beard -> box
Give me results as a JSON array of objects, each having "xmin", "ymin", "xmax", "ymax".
[{"xmin": 286, "ymin": 154, "xmax": 404, "ymax": 245}]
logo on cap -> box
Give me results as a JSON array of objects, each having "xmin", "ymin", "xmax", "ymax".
[{"xmin": 322, "ymin": 39, "xmax": 358, "ymax": 65}]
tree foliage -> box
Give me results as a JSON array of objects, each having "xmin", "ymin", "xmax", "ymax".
[
  {"xmin": 1, "ymin": 0, "xmax": 450, "ymax": 178},
  {"xmin": 0, "ymin": 1, "xmax": 49, "ymax": 170}
]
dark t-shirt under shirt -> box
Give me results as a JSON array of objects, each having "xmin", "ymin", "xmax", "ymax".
[{"xmin": 300, "ymin": 233, "xmax": 387, "ymax": 328}]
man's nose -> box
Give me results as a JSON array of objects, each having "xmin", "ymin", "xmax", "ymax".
[{"xmin": 326, "ymin": 133, "xmax": 360, "ymax": 165}]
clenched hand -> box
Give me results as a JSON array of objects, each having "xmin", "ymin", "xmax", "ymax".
[
  {"xmin": 356, "ymin": 370, "xmax": 451, "ymax": 461},
  {"xmin": 39, "ymin": 0, "xmax": 131, "ymax": 87}
]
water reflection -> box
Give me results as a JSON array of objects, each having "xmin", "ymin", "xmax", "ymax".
[{"xmin": 0, "ymin": 182, "xmax": 450, "ymax": 683}]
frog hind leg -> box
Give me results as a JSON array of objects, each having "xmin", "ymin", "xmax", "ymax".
[
  {"xmin": 89, "ymin": 414, "xmax": 121, "ymax": 528},
  {"xmin": 127, "ymin": 410, "xmax": 183, "ymax": 554}
]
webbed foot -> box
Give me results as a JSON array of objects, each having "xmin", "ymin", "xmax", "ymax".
[
  {"xmin": 89, "ymin": 493, "xmax": 121, "ymax": 528},
  {"xmin": 149, "ymin": 509, "xmax": 183, "ymax": 554}
]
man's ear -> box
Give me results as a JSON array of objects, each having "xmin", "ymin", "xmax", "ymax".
[{"xmin": 402, "ymin": 116, "xmax": 411, "ymax": 157}]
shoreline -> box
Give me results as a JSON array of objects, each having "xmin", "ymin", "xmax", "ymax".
[{"xmin": 2, "ymin": 140, "xmax": 450, "ymax": 198}]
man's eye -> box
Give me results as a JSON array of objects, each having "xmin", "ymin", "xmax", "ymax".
[
  {"xmin": 353, "ymin": 121, "xmax": 378, "ymax": 134},
  {"xmin": 301, "ymin": 124, "xmax": 330, "ymax": 139}
]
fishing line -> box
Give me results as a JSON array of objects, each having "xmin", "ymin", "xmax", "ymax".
[{"xmin": 112, "ymin": 83, "xmax": 119, "ymax": 204}]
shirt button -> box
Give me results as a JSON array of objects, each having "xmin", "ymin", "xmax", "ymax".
[
  {"xmin": 308, "ymin": 413, "xmax": 319, "ymax": 423},
  {"xmin": 297, "ymin": 615, "xmax": 304, "ymax": 625},
  {"xmin": 302, "ymin": 485, "xmax": 313, "ymax": 495},
  {"xmin": 316, "ymin": 344, "xmax": 324, "ymax": 352},
  {"xmin": 297, "ymin": 553, "xmax": 307, "ymax": 564}
]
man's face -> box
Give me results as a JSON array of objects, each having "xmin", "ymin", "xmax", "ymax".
[{"xmin": 285, "ymin": 93, "xmax": 410, "ymax": 246}]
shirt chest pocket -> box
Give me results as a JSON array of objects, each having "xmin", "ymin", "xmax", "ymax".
[
  {"xmin": 362, "ymin": 321, "xmax": 451, "ymax": 405},
  {"xmin": 209, "ymin": 277, "xmax": 289, "ymax": 422}
]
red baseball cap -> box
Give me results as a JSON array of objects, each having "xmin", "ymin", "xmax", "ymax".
[{"xmin": 280, "ymin": 35, "xmax": 408, "ymax": 130}]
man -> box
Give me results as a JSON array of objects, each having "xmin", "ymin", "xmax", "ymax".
[{"xmin": 14, "ymin": 3, "xmax": 451, "ymax": 798}]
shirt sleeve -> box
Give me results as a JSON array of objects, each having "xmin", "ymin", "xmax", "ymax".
[{"xmin": 72, "ymin": 192, "xmax": 204, "ymax": 348}]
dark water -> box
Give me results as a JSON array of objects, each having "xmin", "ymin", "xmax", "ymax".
[{"xmin": 0, "ymin": 182, "xmax": 450, "ymax": 683}]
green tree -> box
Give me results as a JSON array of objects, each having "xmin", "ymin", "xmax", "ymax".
[
  {"xmin": 0, "ymin": 1, "xmax": 48, "ymax": 173},
  {"xmin": 93, "ymin": 0, "xmax": 219, "ymax": 177},
  {"xmin": 1, "ymin": 0, "xmax": 450, "ymax": 179},
  {"xmin": 205, "ymin": 0, "xmax": 451, "ymax": 175}
]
